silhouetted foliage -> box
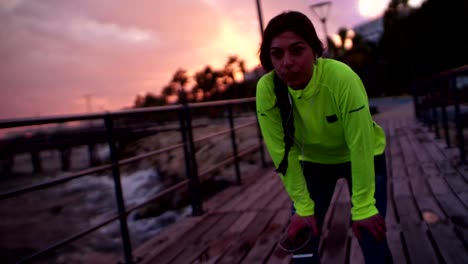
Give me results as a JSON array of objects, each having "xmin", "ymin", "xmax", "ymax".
[
  {"xmin": 134, "ymin": 93, "xmax": 165, "ymax": 108},
  {"xmin": 133, "ymin": 56, "xmax": 260, "ymax": 108},
  {"xmin": 380, "ymin": 0, "xmax": 468, "ymax": 94}
]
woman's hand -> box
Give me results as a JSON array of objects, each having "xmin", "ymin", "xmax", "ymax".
[
  {"xmin": 352, "ymin": 214, "xmax": 387, "ymax": 242},
  {"xmin": 287, "ymin": 214, "xmax": 319, "ymax": 240}
]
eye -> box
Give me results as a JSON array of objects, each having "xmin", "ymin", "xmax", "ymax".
[
  {"xmin": 290, "ymin": 46, "xmax": 304, "ymax": 56},
  {"xmin": 270, "ymin": 49, "xmax": 284, "ymax": 60}
]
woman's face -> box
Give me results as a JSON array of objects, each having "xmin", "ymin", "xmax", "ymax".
[{"xmin": 270, "ymin": 31, "xmax": 315, "ymax": 90}]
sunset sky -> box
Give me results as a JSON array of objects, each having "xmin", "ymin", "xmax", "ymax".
[{"xmin": 0, "ymin": 0, "xmax": 424, "ymax": 119}]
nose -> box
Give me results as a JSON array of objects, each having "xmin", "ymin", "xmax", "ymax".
[{"xmin": 282, "ymin": 52, "xmax": 294, "ymax": 68}]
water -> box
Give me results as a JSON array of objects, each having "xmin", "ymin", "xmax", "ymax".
[{"xmin": 0, "ymin": 144, "xmax": 191, "ymax": 263}]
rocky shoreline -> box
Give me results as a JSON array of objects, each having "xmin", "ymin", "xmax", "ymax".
[{"xmin": 0, "ymin": 116, "xmax": 263, "ymax": 263}]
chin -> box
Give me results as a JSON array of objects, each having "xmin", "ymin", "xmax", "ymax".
[{"xmin": 287, "ymin": 80, "xmax": 307, "ymax": 90}]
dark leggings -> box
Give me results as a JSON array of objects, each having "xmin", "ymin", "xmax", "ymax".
[{"xmin": 292, "ymin": 153, "xmax": 393, "ymax": 264}]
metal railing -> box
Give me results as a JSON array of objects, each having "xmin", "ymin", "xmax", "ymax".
[
  {"xmin": 412, "ymin": 64, "xmax": 468, "ymax": 164},
  {"xmin": 0, "ymin": 97, "xmax": 266, "ymax": 263}
]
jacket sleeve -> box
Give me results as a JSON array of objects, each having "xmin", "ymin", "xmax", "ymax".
[
  {"xmin": 256, "ymin": 75, "xmax": 314, "ymax": 216},
  {"xmin": 337, "ymin": 68, "xmax": 379, "ymax": 221}
]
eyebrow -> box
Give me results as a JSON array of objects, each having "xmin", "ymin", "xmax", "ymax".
[{"xmin": 270, "ymin": 41, "xmax": 306, "ymax": 50}]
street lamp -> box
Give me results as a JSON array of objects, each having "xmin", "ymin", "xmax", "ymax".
[{"xmin": 308, "ymin": 1, "xmax": 332, "ymax": 47}]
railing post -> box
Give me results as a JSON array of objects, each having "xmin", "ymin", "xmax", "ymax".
[
  {"xmin": 104, "ymin": 115, "xmax": 134, "ymax": 264},
  {"xmin": 430, "ymin": 80, "xmax": 441, "ymax": 139},
  {"xmin": 178, "ymin": 96, "xmax": 203, "ymax": 216},
  {"xmin": 440, "ymin": 78, "xmax": 451, "ymax": 148},
  {"xmin": 31, "ymin": 151, "xmax": 42, "ymax": 174},
  {"xmin": 227, "ymin": 104, "xmax": 241, "ymax": 185},
  {"xmin": 449, "ymin": 76, "xmax": 466, "ymax": 164},
  {"xmin": 254, "ymin": 104, "xmax": 267, "ymax": 167},
  {"xmin": 412, "ymin": 81, "xmax": 421, "ymax": 121}
]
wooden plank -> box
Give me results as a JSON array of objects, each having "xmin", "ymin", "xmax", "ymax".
[
  {"xmin": 200, "ymin": 212, "xmax": 241, "ymax": 243},
  {"xmin": 394, "ymin": 196, "xmax": 420, "ymax": 230},
  {"xmin": 386, "ymin": 227, "xmax": 408, "ymax": 264},
  {"xmin": 321, "ymin": 183, "xmax": 351, "ymax": 264},
  {"xmin": 386, "ymin": 182, "xmax": 399, "ymax": 228},
  {"xmin": 144, "ymin": 214, "xmax": 224, "ymax": 264},
  {"xmin": 133, "ymin": 216, "xmax": 204, "ymax": 261},
  {"xmin": 429, "ymin": 223, "xmax": 468, "ymax": 264},
  {"xmin": 243, "ymin": 209, "xmax": 290, "ymax": 263},
  {"xmin": 203, "ymin": 184, "xmax": 245, "ymax": 212},
  {"xmin": 349, "ymin": 236, "xmax": 364, "ymax": 264},
  {"xmin": 444, "ymin": 172, "xmax": 468, "ymax": 194},
  {"xmin": 217, "ymin": 174, "xmax": 271, "ymax": 212},
  {"xmin": 323, "ymin": 179, "xmax": 347, "ymax": 231},
  {"xmin": 228, "ymin": 211, "xmax": 258, "ymax": 234},
  {"xmin": 249, "ymin": 175, "xmax": 284, "ymax": 210},
  {"xmin": 454, "ymin": 164, "xmax": 468, "ymax": 183},
  {"xmin": 216, "ymin": 210, "xmax": 276, "ymax": 263},
  {"xmin": 457, "ymin": 191, "xmax": 468, "ymax": 209},
  {"xmin": 265, "ymin": 187, "xmax": 290, "ymax": 210},
  {"xmin": 428, "ymin": 177, "xmax": 468, "ymax": 221},
  {"xmin": 194, "ymin": 212, "xmax": 259, "ymax": 263},
  {"xmin": 415, "ymin": 195, "xmax": 446, "ymax": 224},
  {"xmin": 169, "ymin": 243, "xmax": 209, "ymax": 264},
  {"xmin": 424, "ymin": 139, "xmax": 447, "ymax": 162},
  {"xmin": 235, "ymin": 172, "xmax": 279, "ymax": 211},
  {"xmin": 454, "ymin": 226, "xmax": 468, "ymax": 249},
  {"xmin": 433, "ymin": 193, "xmax": 468, "ymax": 223},
  {"xmin": 409, "ymin": 128, "xmax": 432, "ymax": 163},
  {"xmin": 392, "ymin": 179, "xmax": 412, "ymax": 199},
  {"xmin": 401, "ymin": 223, "xmax": 438, "ymax": 264},
  {"xmin": 399, "ymin": 128, "xmax": 418, "ymax": 166},
  {"xmin": 444, "ymin": 173, "xmax": 468, "ymax": 209},
  {"xmin": 407, "ymin": 165, "xmax": 430, "ymax": 196},
  {"xmin": 267, "ymin": 244, "xmax": 292, "ymax": 264},
  {"xmin": 420, "ymin": 162, "xmax": 439, "ymax": 178},
  {"xmin": 203, "ymin": 167, "xmax": 267, "ymax": 212},
  {"xmin": 391, "ymin": 156, "xmax": 407, "ymax": 181},
  {"xmin": 427, "ymin": 176, "xmax": 451, "ymax": 195}
]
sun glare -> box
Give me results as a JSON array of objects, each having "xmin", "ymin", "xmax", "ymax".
[
  {"xmin": 358, "ymin": 0, "xmax": 388, "ymax": 18},
  {"xmin": 409, "ymin": 0, "xmax": 425, "ymax": 7}
]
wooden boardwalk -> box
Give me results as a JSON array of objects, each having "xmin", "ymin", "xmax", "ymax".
[{"xmin": 126, "ymin": 102, "xmax": 468, "ymax": 264}]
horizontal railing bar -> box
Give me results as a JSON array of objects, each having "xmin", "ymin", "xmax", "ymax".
[
  {"xmin": 125, "ymin": 179, "xmax": 190, "ymax": 214},
  {"xmin": 0, "ymin": 121, "xmax": 255, "ymax": 202},
  {"xmin": 438, "ymin": 64, "xmax": 468, "ymax": 77},
  {"xmin": 127, "ymin": 144, "xmax": 261, "ymax": 214},
  {"xmin": 0, "ymin": 97, "xmax": 256, "ymax": 129},
  {"xmin": 0, "ymin": 164, "xmax": 113, "ymax": 201},
  {"xmin": 118, "ymin": 142, "xmax": 185, "ymax": 167},
  {"xmin": 0, "ymin": 105, "xmax": 183, "ymax": 129},
  {"xmin": 198, "ymin": 144, "xmax": 261, "ymax": 179},
  {"xmin": 14, "ymin": 144, "xmax": 262, "ymax": 263},
  {"xmin": 17, "ymin": 212, "xmax": 122, "ymax": 264},
  {"xmin": 194, "ymin": 120, "xmax": 257, "ymax": 143},
  {"xmin": 187, "ymin": 97, "xmax": 255, "ymax": 109}
]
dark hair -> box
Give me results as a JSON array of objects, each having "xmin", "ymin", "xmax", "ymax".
[
  {"xmin": 259, "ymin": 11, "xmax": 324, "ymax": 72},
  {"xmin": 259, "ymin": 11, "xmax": 323, "ymax": 175}
]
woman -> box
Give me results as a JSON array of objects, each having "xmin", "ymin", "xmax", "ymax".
[{"xmin": 256, "ymin": 11, "xmax": 393, "ymax": 263}]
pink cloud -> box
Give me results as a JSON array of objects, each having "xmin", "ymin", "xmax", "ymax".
[{"xmin": 0, "ymin": 0, "xmax": 371, "ymax": 120}]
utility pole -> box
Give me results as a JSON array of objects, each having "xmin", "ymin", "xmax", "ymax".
[
  {"xmin": 84, "ymin": 94, "xmax": 93, "ymax": 113},
  {"xmin": 255, "ymin": 0, "xmax": 264, "ymax": 38}
]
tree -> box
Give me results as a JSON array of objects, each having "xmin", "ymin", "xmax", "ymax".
[{"xmin": 380, "ymin": 0, "xmax": 468, "ymax": 95}]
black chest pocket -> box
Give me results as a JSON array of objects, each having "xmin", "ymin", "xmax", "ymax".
[{"xmin": 326, "ymin": 114, "xmax": 338, "ymax": 123}]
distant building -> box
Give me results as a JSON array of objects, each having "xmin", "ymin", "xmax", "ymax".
[{"xmin": 353, "ymin": 17, "xmax": 384, "ymax": 43}]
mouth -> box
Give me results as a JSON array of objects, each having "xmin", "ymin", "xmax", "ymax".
[{"xmin": 281, "ymin": 72, "xmax": 300, "ymax": 82}]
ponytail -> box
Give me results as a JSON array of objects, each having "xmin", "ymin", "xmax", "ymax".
[{"xmin": 273, "ymin": 73, "xmax": 295, "ymax": 175}]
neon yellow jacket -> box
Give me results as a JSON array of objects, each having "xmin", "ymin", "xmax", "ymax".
[{"xmin": 256, "ymin": 58, "xmax": 386, "ymax": 220}]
